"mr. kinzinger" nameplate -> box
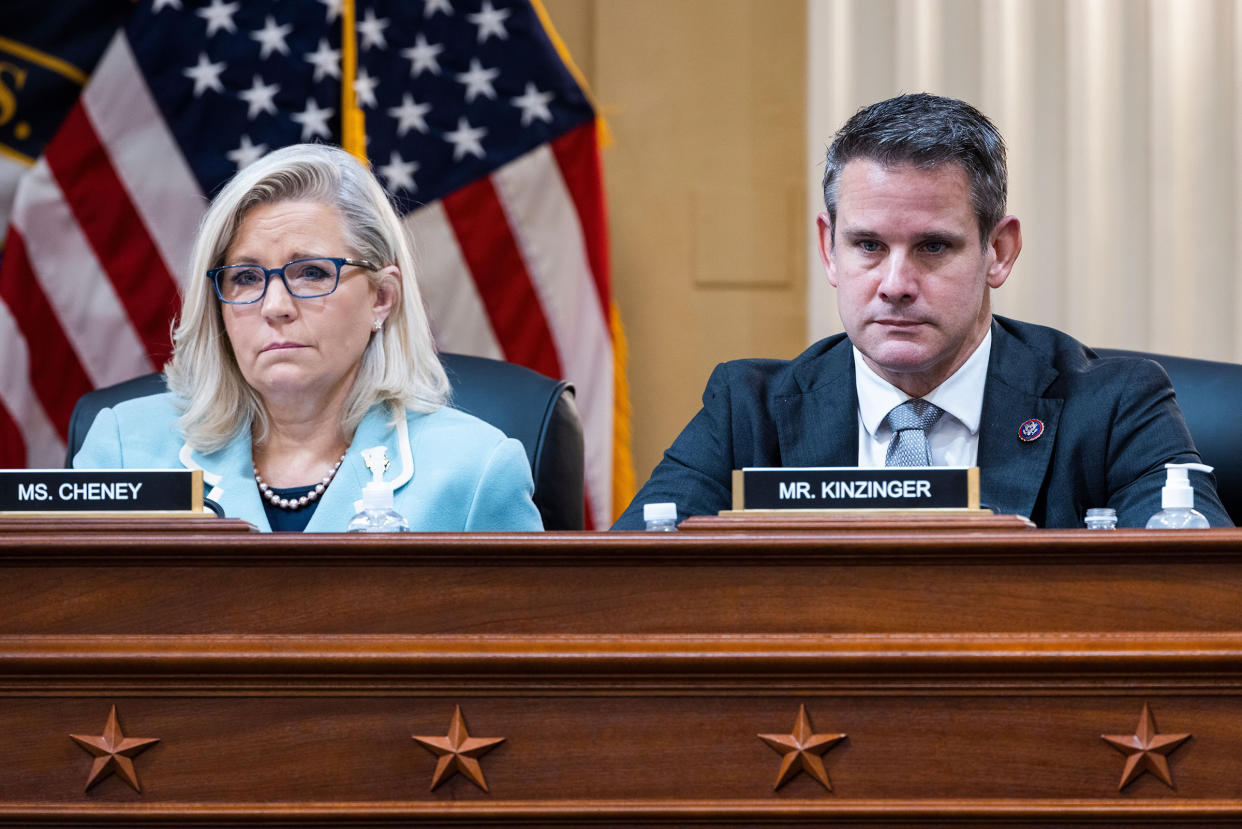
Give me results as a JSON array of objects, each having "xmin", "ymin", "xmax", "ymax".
[
  {"xmin": 731, "ymin": 466, "xmax": 980, "ymax": 512},
  {"xmin": 0, "ymin": 470, "xmax": 204, "ymax": 515}
]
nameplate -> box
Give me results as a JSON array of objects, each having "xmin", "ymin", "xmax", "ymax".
[
  {"xmin": 732, "ymin": 467, "xmax": 979, "ymax": 511},
  {"xmin": 0, "ymin": 470, "xmax": 203, "ymax": 514}
]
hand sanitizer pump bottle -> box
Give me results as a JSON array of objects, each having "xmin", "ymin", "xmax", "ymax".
[
  {"xmin": 1145, "ymin": 462, "xmax": 1213, "ymax": 529},
  {"xmin": 347, "ymin": 453, "xmax": 409, "ymax": 533}
]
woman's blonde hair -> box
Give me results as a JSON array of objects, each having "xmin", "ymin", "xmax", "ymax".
[{"xmin": 165, "ymin": 143, "xmax": 449, "ymax": 452}]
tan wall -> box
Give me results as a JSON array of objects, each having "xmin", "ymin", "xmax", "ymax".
[{"xmin": 543, "ymin": 0, "xmax": 808, "ymax": 499}]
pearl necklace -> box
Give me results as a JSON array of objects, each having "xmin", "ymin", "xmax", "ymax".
[{"xmin": 254, "ymin": 452, "xmax": 347, "ymax": 510}]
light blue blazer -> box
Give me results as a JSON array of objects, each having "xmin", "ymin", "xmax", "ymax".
[{"xmin": 73, "ymin": 393, "xmax": 544, "ymax": 532}]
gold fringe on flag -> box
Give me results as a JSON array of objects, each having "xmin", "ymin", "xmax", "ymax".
[
  {"xmin": 528, "ymin": 0, "xmax": 612, "ymax": 148},
  {"xmin": 340, "ymin": 0, "xmax": 367, "ymax": 161}
]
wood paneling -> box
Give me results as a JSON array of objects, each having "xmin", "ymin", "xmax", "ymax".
[{"xmin": 4, "ymin": 525, "xmax": 1242, "ymax": 824}]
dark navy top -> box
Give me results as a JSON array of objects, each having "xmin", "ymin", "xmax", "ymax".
[{"xmin": 261, "ymin": 485, "xmax": 320, "ymax": 532}]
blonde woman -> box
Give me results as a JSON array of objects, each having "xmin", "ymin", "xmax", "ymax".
[{"xmin": 74, "ymin": 144, "xmax": 541, "ymax": 532}]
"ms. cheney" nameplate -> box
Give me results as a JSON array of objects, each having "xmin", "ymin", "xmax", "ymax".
[
  {"xmin": 0, "ymin": 470, "xmax": 203, "ymax": 514},
  {"xmin": 732, "ymin": 466, "xmax": 979, "ymax": 511}
]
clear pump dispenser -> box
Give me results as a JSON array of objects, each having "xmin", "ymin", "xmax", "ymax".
[
  {"xmin": 347, "ymin": 455, "xmax": 409, "ymax": 533},
  {"xmin": 1145, "ymin": 462, "xmax": 1213, "ymax": 529}
]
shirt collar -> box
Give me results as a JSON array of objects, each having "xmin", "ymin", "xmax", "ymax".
[{"xmin": 854, "ymin": 328, "xmax": 992, "ymax": 438}]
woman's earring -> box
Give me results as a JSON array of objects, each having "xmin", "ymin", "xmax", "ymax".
[{"xmin": 372, "ymin": 319, "xmax": 383, "ymax": 331}]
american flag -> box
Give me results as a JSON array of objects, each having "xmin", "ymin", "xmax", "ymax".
[{"xmin": 0, "ymin": 0, "xmax": 629, "ymax": 529}]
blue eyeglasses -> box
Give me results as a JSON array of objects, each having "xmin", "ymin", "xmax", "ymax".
[{"xmin": 207, "ymin": 257, "xmax": 378, "ymax": 304}]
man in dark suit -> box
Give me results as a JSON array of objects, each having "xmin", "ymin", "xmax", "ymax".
[{"xmin": 614, "ymin": 93, "xmax": 1230, "ymax": 529}]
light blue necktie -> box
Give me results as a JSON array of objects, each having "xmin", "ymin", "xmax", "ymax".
[{"xmin": 884, "ymin": 399, "xmax": 944, "ymax": 467}]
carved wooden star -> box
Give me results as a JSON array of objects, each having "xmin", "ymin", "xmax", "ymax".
[
  {"xmin": 1101, "ymin": 703, "xmax": 1191, "ymax": 790},
  {"xmin": 758, "ymin": 704, "xmax": 846, "ymax": 791},
  {"xmin": 69, "ymin": 706, "xmax": 160, "ymax": 792},
  {"xmin": 412, "ymin": 706, "xmax": 505, "ymax": 791}
]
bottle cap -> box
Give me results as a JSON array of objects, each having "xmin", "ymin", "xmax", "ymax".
[
  {"xmin": 643, "ymin": 502, "xmax": 677, "ymax": 522},
  {"xmin": 358, "ymin": 446, "xmax": 395, "ymax": 511},
  {"xmin": 1161, "ymin": 462, "xmax": 1213, "ymax": 509},
  {"xmin": 361, "ymin": 481, "xmax": 394, "ymax": 510}
]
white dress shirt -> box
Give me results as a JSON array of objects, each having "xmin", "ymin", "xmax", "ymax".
[{"xmin": 854, "ymin": 329, "xmax": 992, "ymax": 468}]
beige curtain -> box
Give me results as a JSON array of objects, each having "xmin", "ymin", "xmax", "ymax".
[{"xmin": 807, "ymin": 0, "xmax": 1242, "ymax": 362}]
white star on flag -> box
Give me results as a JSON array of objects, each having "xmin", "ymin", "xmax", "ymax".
[
  {"xmin": 358, "ymin": 8, "xmax": 390, "ymax": 51},
  {"xmin": 319, "ymin": 0, "xmax": 342, "ymax": 23},
  {"xmin": 401, "ymin": 34, "xmax": 443, "ymax": 77},
  {"xmin": 511, "ymin": 82, "xmax": 554, "ymax": 126},
  {"xmin": 456, "ymin": 59, "xmax": 499, "ymax": 103},
  {"xmin": 387, "ymin": 93, "xmax": 431, "ymax": 136},
  {"xmin": 467, "ymin": 1, "xmax": 511, "ymax": 42},
  {"xmin": 424, "ymin": 0, "xmax": 453, "ymax": 18},
  {"xmin": 291, "ymin": 98, "xmax": 335, "ymax": 140},
  {"xmin": 152, "ymin": 0, "xmax": 182, "ymax": 11},
  {"xmin": 197, "ymin": 0, "xmax": 240, "ymax": 37},
  {"xmin": 183, "ymin": 52, "xmax": 226, "ymax": 96},
  {"xmin": 353, "ymin": 68, "xmax": 379, "ymax": 109},
  {"xmin": 443, "ymin": 117, "xmax": 487, "ymax": 160},
  {"xmin": 238, "ymin": 75, "xmax": 280, "ymax": 119},
  {"xmin": 377, "ymin": 151, "xmax": 419, "ymax": 193},
  {"xmin": 251, "ymin": 16, "xmax": 293, "ymax": 60},
  {"xmin": 226, "ymin": 135, "xmax": 269, "ymax": 170},
  {"xmin": 305, "ymin": 39, "xmax": 341, "ymax": 81}
]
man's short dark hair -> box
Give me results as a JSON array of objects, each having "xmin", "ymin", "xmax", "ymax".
[{"xmin": 822, "ymin": 93, "xmax": 1007, "ymax": 247}]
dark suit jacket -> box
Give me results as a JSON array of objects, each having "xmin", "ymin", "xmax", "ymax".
[{"xmin": 614, "ymin": 316, "xmax": 1232, "ymax": 529}]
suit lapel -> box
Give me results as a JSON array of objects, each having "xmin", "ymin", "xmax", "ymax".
[
  {"xmin": 977, "ymin": 321, "xmax": 1064, "ymax": 521},
  {"xmin": 175, "ymin": 406, "xmax": 415, "ymax": 532},
  {"xmin": 774, "ymin": 340, "xmax": 858, "ymax": 467},
  {"xmin": 771, "ymin": 321, "xmax": 1064, "ymax": 520},
  {"xmin": 187, "ymin": 433, "xmax": 271, "ymax": 531},
  {"xmin": 304, "ymin": 405, "xmax": 410, "ymax": 532}
]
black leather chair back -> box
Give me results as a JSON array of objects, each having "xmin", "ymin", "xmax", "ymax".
[
  {"xmin": 1096, "ymin": 348, "xmax": 1242, "ymax": 525},
  {"xmin": 440, "ymin": 353, "xmax": 583, "ymax": 530},
  {"xmin": 64, "ymin": 353, "xmax": 585, "ymax": 530}
]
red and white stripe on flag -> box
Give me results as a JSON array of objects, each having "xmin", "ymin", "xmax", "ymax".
[
  {"xmin": 0, "ymin": 35, "xmax": 198, "ymax": 471},
  {"xmin": 0, "ymin": 31, "xmax": 616, "ymax": 529},
  {"xmin": 413, "ymin": 120, "xmax": 613, "ymax": 529}
]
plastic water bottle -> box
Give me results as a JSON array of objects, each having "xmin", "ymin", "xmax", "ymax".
[
  {"xmin": 1145, "ymin": 462, "xmax": 1212, "ymax": 529},
  {"xmin": 347, "ymin": 471, "xmax": 409, "ymax": 533},
  {"xmin": 643, "ymin": 502, "xmax": 678, "ymax": 531},
  {"xmin": 1084, "ymin": 508, "xmax": 1117, "ymax": 530}
]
